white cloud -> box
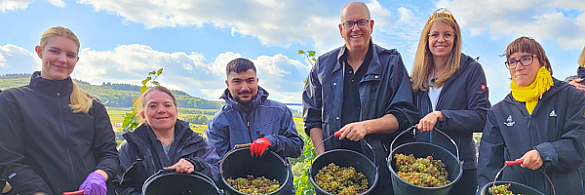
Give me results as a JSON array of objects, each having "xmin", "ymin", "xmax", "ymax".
[
  {"xmin": 65, "ymin": 44, "xmax": 309, "ymax": 102},
  {"xmin": 436, "ymin": 0, "xmax": 585, "ymax": 49},
  {"xmin": 0, "ymin": 0, "xmax": 35, "ymax": 12},
  {"xmin": 0, "ymin": 44, "xmax": 40, "ymax": 73},
  {"xmin": 47, "ymin": 0, "xmax": 65, "ymax": 7}
]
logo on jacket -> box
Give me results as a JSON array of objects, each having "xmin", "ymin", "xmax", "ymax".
[
  {"xmin": 481, "ymin": 85, "xmax": 486, "ymax": 91},
  {"xmin": 504, "ymin": 115, "xmax": 515, "ymax": 127},
  {"xmin": 549, "ymin": 110, "xmax": 557, "ymax": 117}
]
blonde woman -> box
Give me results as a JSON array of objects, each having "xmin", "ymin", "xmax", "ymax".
[
  {"xmin": 0, "ymin": 26, "xmax": 119, "ymax": 195},
  {"xmin": 478, "ymin": 37, "xmax": 585, "ymax": 194},
  {"xmin": 410, "ymin": 8, "xmax": 490, "ymax": 194}
]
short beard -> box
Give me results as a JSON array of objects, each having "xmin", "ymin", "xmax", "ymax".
[{"xmin": 234, "ymin": 95, "xmax": 254, "ymax": 111}]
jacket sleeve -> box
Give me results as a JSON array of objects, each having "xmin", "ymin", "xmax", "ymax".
[
  {"xmin": 302, "ymin": 59, "xmax": 323, "ymax": 136},
  {"xmin": 114, "ymin": 142, "xmax": 141, "ymax": 195},
  {"xmin": 438, "ymin": 62, "xmax": 490, "ymax": 133},
  {"xmin": 91, "ymin": 102, "xmax": 120, "ymax": 179},
  {"xmin": 265, "ymin": 107, "xmax": 303, "ymax": 158},
  {"xmin": 0, "ymin": 91, "xmax": 52, "ymax": 194},
  {"xmin": 386, "ymin": 53, "xmax": 418, "ymax": 131},
  {"xmin": 534, "ymin": 89, "xmax": 585, "ymax": 172},
  {"xmin": 205, "ymin": 114, "xmax": 231, "ymax": 157},
  {"xmin": 186, "ymin": 140, "xmax": 222, "ymax": 186},
  {"xmin": 477, "ymin": 110, "xmax": 505, "ymax": 188}
]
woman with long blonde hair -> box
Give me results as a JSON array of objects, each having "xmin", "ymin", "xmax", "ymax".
[
  {"xmin": 0, "ymin": 26, "xmax": 118, "ymax": 195},
  {"xmin": 410, "ymin": 8, "xmax": 490, "ymax": 194}
]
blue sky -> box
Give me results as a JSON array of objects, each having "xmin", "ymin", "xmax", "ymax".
[{"xmin": 1, "ymin": 0, "xmax": 584, "ymax": 106}]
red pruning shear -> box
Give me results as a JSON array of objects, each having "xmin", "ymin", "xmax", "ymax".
[{"xmin": 63, "ymin": 190, "xmax": 84, "ymax": 195}]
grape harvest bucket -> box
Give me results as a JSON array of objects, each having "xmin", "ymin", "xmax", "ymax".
[{"xmin": 387, "ymin": 126, "xmax": 463, "ymax": 195}]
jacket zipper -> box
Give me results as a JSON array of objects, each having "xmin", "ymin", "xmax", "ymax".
[{"xmin": 57, "ymin": 89, "xmax": 78, "ymax": 187}]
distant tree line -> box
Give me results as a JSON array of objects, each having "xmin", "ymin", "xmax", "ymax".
[{"xmin": 0, "ymin": 73, "xmax": 223, "ymax": 109}]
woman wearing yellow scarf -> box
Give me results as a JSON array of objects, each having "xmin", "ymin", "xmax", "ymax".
[{"xmin": 478, "ymin": 37, "xmax": 585, "ymax": 195}]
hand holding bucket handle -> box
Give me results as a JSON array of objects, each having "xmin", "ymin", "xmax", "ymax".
[{"xmin": 389, "ymin": 126, "xmax": 460, "ymax": 163}]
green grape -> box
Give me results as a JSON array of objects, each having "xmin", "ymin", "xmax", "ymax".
[
  {"xmin": 394, "ymin": 153, "xmax": 451, "ymax": 187},
  {"xmin": 314, "ymin": 163, "xmax": 369, "ymax": 194},
  {"xmin": 226, "ymin": 175, "xmax": 280, "ymax": 194}
]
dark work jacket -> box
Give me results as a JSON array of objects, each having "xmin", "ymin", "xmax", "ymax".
[
  {"xmin": 116, "ymin": 120, "xmax": 221, "ymax": 195},
  {"xmin": 413, "ymin": 54, "xmax": 490, "ymax": 170},
  {"xmin": 478, "ymin": 78, "xmax": 585, "ymax": 195},
  {"xmin": 565, "ymin": 66, "xmax": 585, "ymax": 183},
  {"xmin": 206, "ymin": 87, "xmax": 303, "ymax": 195},
  {"xmin": 0, "ymin": 71, "xmax": 119, "ymax": 195},
  {"xmin": 302, "ymin": 41, "xmax": 418, "ymax": 194}
]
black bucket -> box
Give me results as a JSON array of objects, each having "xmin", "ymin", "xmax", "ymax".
[
  {"xmin": 479, "ymin": 181, "xmax": 544, "ymax": 195},
  {"xmin": 220, "ymin": 148, "xmax": 289, "ymax": 195},
  {"xmin": 142, "ymin": 170, "xmax": 222, "ymax": 195},
  {"xmin": 387, "ymin": 127, "xmax": 463, "ymax": 195},
  {"xmin": 309, "ymin": 149, "xmax": 379, "ymax": 195}
]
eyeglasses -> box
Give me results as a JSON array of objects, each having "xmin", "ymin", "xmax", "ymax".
[
  {"xmin": 342, "ymin": 19, "xmax": 369, "ymax": 29},
  {"xmin": 505, "ymin": 54, "xmax": 537, "ymax": 69},
  {"xmin": 428, "ymin": 32, "xmax": 455, "ymax": 41}
]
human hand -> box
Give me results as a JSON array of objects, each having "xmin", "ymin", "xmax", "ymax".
[
  {"xmin": 416, "ymin": 112, "xmax": 440, "ymax": 132},
  {"xmin": 78, "ymin": 172, "xmax": 106, "ymax": 195},
  {"xmin": 250, "ymin": 137, "xmax": 271, "ymax": 157},
  {"xmin": 336, "ymin": 121, "xmax": 369, "ymax": 141},
  {"xmin": 520, "ymin": 150, "xmax": 543, "ymax": 170},
  {"xmin": 569, "ymin": 79, "xmax": 585, "ymax": 91},
  {"xmin": 169, "ymin": 158, "xmax": 195, "ymax": 174}
]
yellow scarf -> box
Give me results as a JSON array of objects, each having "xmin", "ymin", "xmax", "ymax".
[{"xmin": 510, "ymin": 66, "xmax": 553, "ymax": 114}]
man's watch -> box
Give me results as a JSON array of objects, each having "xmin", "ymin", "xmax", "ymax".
[{"xmin": 433, "ymin": 111, "xmax": 440, "ymax": 119}]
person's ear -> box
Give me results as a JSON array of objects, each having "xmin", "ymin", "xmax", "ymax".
[
  {"xmin": 141, "ymin": 111, "xmax": 146, "ymax": 120},
  {"xmin": 225, "ymin": 80, "xmax": 229, "ymax": 87},
  {"xmin": 35, "ymin": 46, "xmax": 43, "ymax": 59},
  {"xmin": 338, "ymin": 24, "xmax": 344, "ymax": 38}
]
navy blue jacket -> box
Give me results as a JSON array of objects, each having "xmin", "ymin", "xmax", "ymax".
[
  {"xmin": 0, "ymin": 72, "xmax": 119, "ymax": 195},
  {"xmin": 116, "ymin": 120, "xmax": 220, "ymax": 195},
  {"xmin": 206, "ymin": 87, "xmax": 303, "ymax": 195},
  {"xmin": 302, "ymin": 42, "xmax": 418, "ymax": 194},
  {"xmin": 478, "ymin": 78, "xmax": 585, "ymax": 195},
  {"xmin": 413, "ymin": 54, "xmax": 490, "ymax": 170}
]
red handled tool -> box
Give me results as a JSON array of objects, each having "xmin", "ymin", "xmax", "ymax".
[{"xmin": 63, "ymin": 190, "xmax": 84, "ymax": 195}]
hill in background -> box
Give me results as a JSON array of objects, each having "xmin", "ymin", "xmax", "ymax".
[{"xmin": 0, "ymin": 73, "xmax": 224, "ymax": 109}]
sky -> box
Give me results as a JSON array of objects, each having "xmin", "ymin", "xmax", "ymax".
[{"xmin": 1, "ymin": 0, "xmax": 585, "ymax": 107}]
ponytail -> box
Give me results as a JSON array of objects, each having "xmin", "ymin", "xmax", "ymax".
[{"xmin": 69, "ymin": 80, "xmax": 94, "ymax": 113}]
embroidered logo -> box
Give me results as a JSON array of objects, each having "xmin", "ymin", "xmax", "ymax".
[
  {"xmin": 549, "ymin": 110, "xmax": 557, "ymax": 117},
  {"xmin": 481, "ymin": 85, "xmax": 487, "ymax": 91},
  {"xmin": 504, "ymin": 115, "xmax": 515, "ymax": 127}
]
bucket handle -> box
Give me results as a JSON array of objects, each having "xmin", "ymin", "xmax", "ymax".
[
  {"xmin": 389, "ymin": 126, "xmax": 460, "ymax": 163},
  {"xmin": 311, "ymin": 134, "xmax": 378, "ymax": 168},
  {"xmin": 221, "ymin": 145, "xmax": 289, "ymax": 167}
]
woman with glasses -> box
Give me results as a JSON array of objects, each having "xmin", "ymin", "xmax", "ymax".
[
  {"xmin": 477, "ymin": 37, "xmax": 585, "ymax": 194},
  {"xmin": 410, "ymin": 8, "xmax": 490, "ymax": 195}
]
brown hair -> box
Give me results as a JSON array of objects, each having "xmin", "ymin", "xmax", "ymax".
[
  {"xmin": 134, "ymin": 86, "xmax": 178, "ymax": 124},
  {"xmin": 40, "ymin": 26, "xmax": 92, "ymax": 113},
  {"xmin": 411, "ymin": 8, "xmax": 462, "ymax": 91},
  {"xmin": 504, "ymin": 36, "xmax": 552, "ymax": 75}
]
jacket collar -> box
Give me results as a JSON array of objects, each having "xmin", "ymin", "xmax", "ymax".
[
  {"xmin": 29, "ymin": 71, "xmax": 74, "ymax": 96},
  {"xmin": 124, "ymin": 120, "xmax": 191, "ymax": 149},
  {"xmin": 221, "ymin": 86, "xmax": 269, "ymax": 113},
  {"xmin": 578, "ymin": 67, "xmax": 585, "ymax": 78},
  {"xmin": 334, "ymin": 40, "xmax": 383, "ymax": 77}
]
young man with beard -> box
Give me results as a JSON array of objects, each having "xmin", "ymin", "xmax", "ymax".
[
  {"xmin": 302, "ymin": 2, "xmax": 418, "ymax": 194},
  {"xmin": 205, "ymin": 58, "xmax": 303, "ymax": 195}
]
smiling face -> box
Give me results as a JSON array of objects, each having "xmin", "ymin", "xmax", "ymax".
[
  {"xmin": 428, "ymin": 21, "xmax": 455, "ymax": 62},
  {"xmin": 141, "ymin": 90, "xmax": 178, "ymax": 132},
  {"xmin": 226, "ymin": 68, "xmax": 259, "ymax": 104},
  {"xmin": 339, "ymin": 2, "xmax": 373, "ymax": 53},
  {"xmin": 508, "ymin": 52, "xmax": 542, "ymax": 87},
  {"xmin": 36, "ymin": 35, "xmax": 79, "ymax": 80}
]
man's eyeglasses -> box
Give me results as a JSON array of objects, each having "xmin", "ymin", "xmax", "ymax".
[
  {"xmin": 428, "ymin": 32, "xmax": 455, "ymax": 41},
  {"xmin": 505, "ymin": 54, "xmax": 537, "ymax": 69},
  {"xmin": 342, "ymin": 19, "xmax": 369, "ymax": 29}
]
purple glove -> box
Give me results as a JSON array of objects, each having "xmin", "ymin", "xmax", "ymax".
[{"xmin": 78, "ymin": 172, "xmax": 107, "ymax": 195}]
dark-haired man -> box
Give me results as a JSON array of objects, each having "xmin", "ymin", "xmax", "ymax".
[{"xmin": 206, "ymin": 58, "xmax": 303, "ymax": 195}]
